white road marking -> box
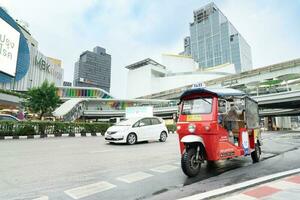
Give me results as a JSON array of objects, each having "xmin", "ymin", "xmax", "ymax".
[
  {"xmin": 264, "ymin": 180, "xmax": 300, "ymax": 190},
  {"xmin": 116, "ymin": 172, "xmax": 153, "ymax": 183},
  {"xmin": 4, "ymin": 136, "xmax": 13, "ymax": 139},
  {"xmin": 48, "ymin": 134, "xmax": 54, "ymax": 138},
  {"xmin": 173, "ymin": 162, "xmax": 181, "ymax": 165},
  {"xmin": 34, "ymin": 135, "xmax": 41, "ymax": 139},
  {"xmin": 64, "ymin": 181, "xmax": 116, "ymax": 199},
  {"xmin": 96, "ymin": 133, "xmax": 102, "ymax": 136},
  {"xmin": 178, "ymin": 168, "xmax": 300, "ymax": 200},
  {"xmin": 32, "ymin": 196, "xmax": 49, "ymax": 200},
  {"xmin": 86, "ymin": 133, "xmax": 92, "ymax": 137},
  {"xmin": 62, "ymin": 134, "xmax": 69, "ymax": 137},
  {"xmin": 221, "ymin": 194, "xmax": 256, "ymax": 200},
  {"xmin": 150, "ymin": 164, "xmax": 179, "ymax": 173},
  {"xmin": 75, "ymin": 134, "xmax": 81, "ymax": 137},
  {"xmin": 89, "ymin": 150, "xmax": 114, "ymax": 154},
  {"xmin": 19, "ymin": 136, "xmax": 27, "ymax": 139}
]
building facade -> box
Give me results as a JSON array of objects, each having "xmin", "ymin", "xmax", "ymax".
[
  {"xmin": 0, "ymin": 8, "xmax": 63, "ymax": 91},
  {"xmin": 189, "ymin": 3, "xmax": 252, "ymax": 73},
  {"xmin": 126, "ymin": 55, "xmax": 236, "ymax": 98},
  {"xmin": 73, "ymin": 46, "xmax": 111, "ymax": 92}
]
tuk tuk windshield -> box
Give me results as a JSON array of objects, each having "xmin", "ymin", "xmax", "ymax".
[{"xmin": 181, "ymin": 98, "xmax": 212, "ymax": 115}]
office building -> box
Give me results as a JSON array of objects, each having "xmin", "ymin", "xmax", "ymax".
[
  {"xmin": 189, "ymin": 3, "xmax": 252, "ymax": 73},
  {"xmin": 73, "ymin": 46, "xmax": 111, "ymax": 92},
  {"xmin": 63, "ymin": 81, "xmax": 72, "ymax": 87}
]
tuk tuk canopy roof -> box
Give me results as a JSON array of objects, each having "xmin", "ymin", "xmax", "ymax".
[{"xmin": 180, "ymin": 87, "xmax": 245, "ymax": 100}]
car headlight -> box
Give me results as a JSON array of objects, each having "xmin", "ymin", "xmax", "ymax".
[
  {"xmin": 188, "ymin": 124, "xmax": 196, "ymax": 133},
  {"xmin": 107, "ymin": 131, "xmax": 117, "ymax": 135}
]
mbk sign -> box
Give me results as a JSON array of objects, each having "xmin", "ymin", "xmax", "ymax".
[
  {"xmin": 34, "ymin": 55, "xmax": 63, "ymax": 80},
  {"xmin": 35, "ymin": 55, "xmax": 51, "ymax": 72}
]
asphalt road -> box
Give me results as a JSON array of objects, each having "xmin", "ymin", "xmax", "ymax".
[{"xmin": 0, "ymin": 131, "xmax": 300, "ymax": 200}]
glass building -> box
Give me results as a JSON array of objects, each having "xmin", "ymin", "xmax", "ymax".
[
  {"xmin": 73, "ymin": 46, "xmax": 111, "ymax": 92},
  {"xmin": 189, "ymin": 3, "xmax": 252, "ymax": 73}
]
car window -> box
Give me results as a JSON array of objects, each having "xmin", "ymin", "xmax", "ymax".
[
  {"xmin": 151, "ymin": 118, "xmax": 161, "ymax": 125},
  {"xmin": 132, "ymin": 120, "xmax": 140, "ymax": 128},
  {"xmin": 0, "ymin": 116, "xmax": 16, "ymax": 121},
  {"xmin": 140, "ymin": 118, "xmax": 152, "ymax": 126}
]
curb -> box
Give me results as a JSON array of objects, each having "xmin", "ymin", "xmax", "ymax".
[
  {"xmin": 178, "ymin": 168, "xmax": 300, "ymax": 200},
  {"xmin": 0, "ymin": 131, "xmax": 176, "ymax": 140},
  {"xmin": 0, "ymin": 133, "xmax": 103, "ymax": 140}
]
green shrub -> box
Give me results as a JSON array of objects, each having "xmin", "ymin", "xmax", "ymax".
[
  {"xmin": 166, "ymin": 124, "xmax": 177, "ymax": 133},
  {"xmin": 16, "ymin": 123, "xmax": 36, "ymax": 136},
  {"xmin": 0, "ymin": 121, "xmax": 112, "ymax": 136}
]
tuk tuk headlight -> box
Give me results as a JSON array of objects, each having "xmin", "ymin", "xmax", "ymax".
[{"xmin": 188, "ymin": 124, "xmax": 196, "ymax": 133}]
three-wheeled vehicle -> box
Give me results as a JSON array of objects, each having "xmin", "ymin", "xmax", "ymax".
[{"xmin": 177, "ymin": 87, "xmax": 262, "ymax": 177}]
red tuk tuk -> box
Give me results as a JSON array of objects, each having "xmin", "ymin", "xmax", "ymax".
[{"xmin": 177, "ymin": 88, "xmax": 262, "ymax": 177}]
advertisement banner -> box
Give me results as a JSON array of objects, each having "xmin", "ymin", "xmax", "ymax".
[
  {"xmin": 0, "ymin": 17, "xmax": 20, "ymax": 77},
  {"xmin": 125, "ymin": 106, "xmax": 153, "ymax": 119}
]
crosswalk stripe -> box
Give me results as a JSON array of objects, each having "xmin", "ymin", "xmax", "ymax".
[
  {"xmin": 32, "ymin": 196, "xmax": 49, "ymax": 200},
  {"xmin": 150, "ymin": 164, "xmax": 179, "ymax": 173},
  {"xmin": 116, "ymin": 172, "xmax": 153, "ymax": 183},
  {"xmin": 64, "ymin": 181, "xmax": 116, "ymax": 199}
]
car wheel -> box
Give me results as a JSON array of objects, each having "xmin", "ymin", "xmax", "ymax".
[
  {"xmin": 159, "ymin": 131, "xmax": 167, "ymax": 142},
  {"xmin": 251, "ymin": 144, "xmax": 261, "ymax": 163},
  {"xmin": 127, "ymin": 133, "xmax": 137, "ymax": 145}
]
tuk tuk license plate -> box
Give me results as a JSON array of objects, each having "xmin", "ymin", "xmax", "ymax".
[{"xmin": 187, "ymin": 115, "xmax": 202, "ymax": 121}]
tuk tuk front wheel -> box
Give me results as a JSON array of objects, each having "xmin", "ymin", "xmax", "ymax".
[
  {"xmin": 251, "ymin": 144, "xmax": 261, "ymax": 163},
  {"xmin": 181, "ymin": 148, "xmax": 201, "ymax": 177}
]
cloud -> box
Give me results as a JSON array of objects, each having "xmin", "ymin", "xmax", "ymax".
[{"xmin": 2, "ymin": 0, "xmax": 300, "ymax": 98}]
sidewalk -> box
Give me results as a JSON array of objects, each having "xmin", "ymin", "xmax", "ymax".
[{"xmin": 219, "ymin": 173, "xmax": 300, "ymax": 200}]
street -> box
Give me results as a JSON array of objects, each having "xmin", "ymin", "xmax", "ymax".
[{"xmin": 0, "ymin": 131, "xmax": 300, "ymax": 200}]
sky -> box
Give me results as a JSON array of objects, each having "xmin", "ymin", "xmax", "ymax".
[{"xmin": 1, "ymin": 0, "xmax": 300, "ymax": 98}]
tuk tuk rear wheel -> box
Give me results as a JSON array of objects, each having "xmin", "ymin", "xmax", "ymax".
[
  {"xmin": 181, "ymin": 148, "xmax": 201, "ymax": 177},
  {"xmin": 251, "ymin": 144, "xmax": 261, "ymax": 163}
]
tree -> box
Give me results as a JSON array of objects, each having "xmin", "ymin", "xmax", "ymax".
[{"xmin": 26, "ymin": 80, "xmax": 60, "ymax": 120}]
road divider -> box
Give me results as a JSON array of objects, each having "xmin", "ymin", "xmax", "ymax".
[{"xmin": 0, "ymin": 133, "xmax": 103, "ymax": 140}]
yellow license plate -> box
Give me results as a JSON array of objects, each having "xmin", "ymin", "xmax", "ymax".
[{"xmin": 187, "ymin": 115, "xmax": 202, "ymax": 121}]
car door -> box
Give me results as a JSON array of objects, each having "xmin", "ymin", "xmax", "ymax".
[
  {"xmin": 150, "ymin": 118, "xmax": 162, "ymax": 140},
  {"xmin": 137, "ymin": 118, "xmax": 152, "ymax": 140}
]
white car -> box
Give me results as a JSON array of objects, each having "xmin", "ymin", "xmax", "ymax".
[
  {"xmin": 0, "ymin": 114, "xmax": 20, "ymax": 121},
  {"xmin": 104, "ymin": 117, "xmax": 168, "ymax": 144}
]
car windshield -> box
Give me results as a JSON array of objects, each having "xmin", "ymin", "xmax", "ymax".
[
  {"xmin": 181, "ymin": 98, "xmax": 212, "ymax": 115},
  {"xmin": 115, "ymin": 118, "xmax": 137, "ymax": 126}
]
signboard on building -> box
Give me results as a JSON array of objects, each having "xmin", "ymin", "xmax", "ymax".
[
  {"xmin": 0, "ymin": 17, "xmax": 20, "ymax": 77},
  {"xmin": 125, "ymin": 106, "xmax": 153, "ymax": 119},
  {"xmin": 192, "ymin": 82, "xmax": 206, "ymax": 88},
  {"xmin": 34, "ymin": 54, "xmax": 63, "ymax": 80}
]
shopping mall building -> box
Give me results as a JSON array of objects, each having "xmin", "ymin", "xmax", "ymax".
[{"xmin": 0, "ymin": 7, "xmax": 63, "ymax": 92}]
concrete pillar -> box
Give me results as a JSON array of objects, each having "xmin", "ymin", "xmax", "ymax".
[
  {"xmin": 275, "ymin": 116, "xmax": 292, "ymax": 130},
  {"xmin": 264, "ymin": 117, "xmax": 269, "ymax": 130},
  {"xmin": 266, "ymin": 116, "xmax": 273, "ymax": 131}
]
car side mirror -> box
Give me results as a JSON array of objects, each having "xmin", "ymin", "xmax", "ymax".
[{"xmin": 139, "ymin": 122, "xmax": 145, "ymax": 127}]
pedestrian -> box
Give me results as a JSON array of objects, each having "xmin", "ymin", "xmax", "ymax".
[{"xmin": 224, "ymin": 103, "xmax": 239, "ymax": 143}]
